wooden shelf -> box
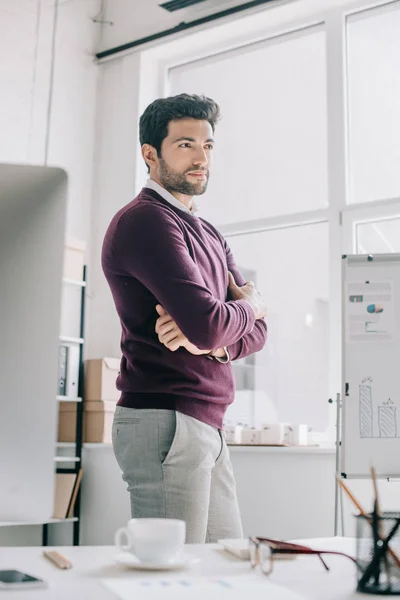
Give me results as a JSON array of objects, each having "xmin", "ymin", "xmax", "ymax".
[
  {"xmin": 54, "ymin": 456, "xmax": 81, "ymax": 463},
  {"xmin": 56, "ymin": 396, "xmax": 82, "ymax": 402}
]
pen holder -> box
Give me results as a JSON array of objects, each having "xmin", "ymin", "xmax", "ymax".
[{"xmin": 356, "ymin": 512, "xmax": 400, "ymax": 595}]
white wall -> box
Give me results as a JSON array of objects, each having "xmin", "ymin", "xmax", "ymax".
[
  {"xmin": 0, "ymin": 0, "xmax": 100, "ymax": 547},
  {"xmin": 87, "ymin": 53, "xmax": 141, "ymax": 358},
  {"xmin": 87, "ymin": 49, "xmax": 166, "ymax": 357},
  {"xmin": 0, "ymin": 0, "xmax": 100, "ymax": 241}
]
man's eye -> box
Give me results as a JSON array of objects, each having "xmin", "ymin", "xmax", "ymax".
[
  {"xmin": 205, "ymin": 145, "xmax": 214, "ymax": 150},
  {"xmin": 179, "ymin": 143, "xmax": 191, "ymax": 148}
]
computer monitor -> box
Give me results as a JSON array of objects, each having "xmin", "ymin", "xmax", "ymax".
[{"xmin": 0, "ymin": 164, "xmax": 67, "ymax": 522}]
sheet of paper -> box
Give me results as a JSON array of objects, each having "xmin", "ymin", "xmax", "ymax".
[
  {"xmin": 102, "ymin": 576, "xmax": 309, "ymax": 600},
  {"xmin": 346, "ymin": 280, "xmax": 395, "ymax": 342}
]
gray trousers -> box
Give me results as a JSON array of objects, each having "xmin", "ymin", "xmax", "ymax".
[{"xmin": 112, "ymin": 407, "xmax": 243, "ymax": 544}]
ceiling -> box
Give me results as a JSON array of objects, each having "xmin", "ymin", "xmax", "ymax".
[{"xmin": 99, "ymin": 0, "xmax": 289, "ymax": 55}]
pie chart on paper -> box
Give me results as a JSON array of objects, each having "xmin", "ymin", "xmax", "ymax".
[{"xmin": 367, "ymin": 304, "xmax": 384, "ymax": 314}]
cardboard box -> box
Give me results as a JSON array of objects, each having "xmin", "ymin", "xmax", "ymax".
[
  {"xmin": 85, "ymin": 358, "xmax": 120, "ymax": 401},
  {"xmin": 64, "ymin": 237, "xmax": 86, "ymax": 281},
  {"xmin": 84, "ymin": 400, "xmax": 116, "ymax": 443},
  {"xmin": 58, "ymin": 400, "xmax": 116, "ymax": 444},
  {"xmin": 58, "ymin": 401, "xmax": 77, "ymax": 443}
]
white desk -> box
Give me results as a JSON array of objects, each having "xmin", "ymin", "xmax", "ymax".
[{"xmin": 0, "ymin": 538, "xmax": 361, "ymax": 599}]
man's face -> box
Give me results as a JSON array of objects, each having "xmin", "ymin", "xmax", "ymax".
[{"xmin": 154, "ymin": 118, "xmax": 214, "ymax": 197}]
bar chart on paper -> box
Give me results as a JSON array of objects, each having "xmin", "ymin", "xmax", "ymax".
[
  {"xmin": 359, "ymin": 383, "xmax": 398, "ymax": 440},
  {"xmin": 342, "ymin": 254, "xmax": 400, "ymax": 478},
  {"xmin": 102, "ymin": 577, "xmax": 308, "ymax": 600}
]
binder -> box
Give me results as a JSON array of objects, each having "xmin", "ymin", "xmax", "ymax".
[
  {"xmin": 58, "ymin": 345, "xmax": 68, "ymax": 396},
  {"xmin": 66, "ymin": 345, "xmax": 80, "ymax": 398},
  {"xmin": 53, "ymin": 473, "xmax": 77, "ymax": 519},
  {"xmin": 67, "ymin": 469, "xmax": 83, "ymax": 518}
]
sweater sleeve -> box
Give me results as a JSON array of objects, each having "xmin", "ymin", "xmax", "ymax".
[
  {"xmin": 223, "ymin": 239, "xmax": 268, "ymax": 361},
  {"xmin": 112, "ymin": 204, "xmax": 256, "ymax": 350}
]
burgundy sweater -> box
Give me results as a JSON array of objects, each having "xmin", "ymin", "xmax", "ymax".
[{"xmin": 101, "ymin": 188, "xmax": 267, "ymax": 428}]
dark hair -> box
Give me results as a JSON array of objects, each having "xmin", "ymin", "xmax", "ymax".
[{"xmin": 139, "ymin": 93, "xmax": 221, "ymax": 169}]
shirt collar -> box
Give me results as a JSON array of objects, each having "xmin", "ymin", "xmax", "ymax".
[{"xmin": 145, "ymin": 178, "xmax": 198, "ymax": 215}]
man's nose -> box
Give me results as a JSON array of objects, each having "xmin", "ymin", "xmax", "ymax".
[{"xmin": 192, "ymin": 148, "xmax": 208, "ymax": 166}]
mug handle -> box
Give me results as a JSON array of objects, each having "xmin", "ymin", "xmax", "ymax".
[{"xmin": 115, "ymin": 527, "xmax": 134, "ymax": 553}]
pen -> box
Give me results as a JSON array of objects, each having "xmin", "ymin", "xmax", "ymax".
[{"xmin": 371, "ymin": 466, "xmax": 390, "ymax": 589}]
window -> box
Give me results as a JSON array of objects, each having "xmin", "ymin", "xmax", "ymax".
[
  {"xmin": 224, "ymin": 222, "xmax": 329, "ymax": 432},
  {"xmin": 342, "ymin": 202, "xmax": 400, "ymax": 255},
  {"xmin": 356, "ymin": 218, "xmax": 400, "ymax": 254},
  {"xmin": 347, "ymin": 2, "xmax": 400, "ymax": 204},
  {"xmin": 169, "ymin": 26, "xmax": 328, "ymax": 226}
]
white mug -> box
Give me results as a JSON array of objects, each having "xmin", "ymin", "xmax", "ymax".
[{"xmin": 115, "ymin": 518, "xmax": 186, "ymax": 563}]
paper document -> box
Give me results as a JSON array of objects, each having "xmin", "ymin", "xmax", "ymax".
[
  {"xmin": 102, "ymin": 576, "xmax": 308, "ymax": 600},
  {"xmin": 346, "ymin": 280, "xmax": 395, "ymax": 342}
]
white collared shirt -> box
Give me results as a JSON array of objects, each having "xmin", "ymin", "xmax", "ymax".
[
  {"xmin": 145, "ymin": 178, "xmax": 229, "ymax": 364},
  {"xmin": 145, "ymin": 178, "xmax": 198, "ymax": 215}
]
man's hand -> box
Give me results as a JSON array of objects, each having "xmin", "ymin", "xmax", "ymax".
[
  {"xmin": 155, "ymin": 305, "xmax": 210, "ymax": 355},
  {"xmin": 228, "ymin": 272, "xmax": 267, "ymax": 320}
]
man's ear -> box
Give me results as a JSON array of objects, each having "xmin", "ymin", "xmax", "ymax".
[{"xmin": 142, "ymin": 144, "xmax": 157, "ymax": 170}]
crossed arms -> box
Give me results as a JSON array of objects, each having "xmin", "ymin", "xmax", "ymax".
[{"xmin": 114, "ymin": 204, "xmax": 267, "ymax": 361}]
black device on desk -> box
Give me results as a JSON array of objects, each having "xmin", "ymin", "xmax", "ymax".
[{"xmin": 0, "ymin": 570, "xmax": 47, "ymax": 590}]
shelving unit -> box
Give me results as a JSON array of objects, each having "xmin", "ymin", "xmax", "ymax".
[
  {"xmin": 59, "ymin": 336, "xmax": 85, "ymax": 345},
  {"xmin": 1, "ymin": 518, "xmax": 78, "ymax": 528},
  {"xmin": 42, "ymin": 266, "xmax": 87, "ymax": 547}
]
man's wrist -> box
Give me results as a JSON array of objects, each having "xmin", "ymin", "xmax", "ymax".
[
  {"xmin": 209, "ymin": 348, "xmax": 225, "ymax": 358},
  {"xmin": 239, "ymin": 298, "xmax": 257, "ymax": 318},
  {"xmin": 208, "ymin": 347, "xmax": 230, "ymax": 363}
]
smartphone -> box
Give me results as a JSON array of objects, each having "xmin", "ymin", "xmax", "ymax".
[{"xmin": 0, "ymin": 570, "xmax": 47, "ymax": 590}]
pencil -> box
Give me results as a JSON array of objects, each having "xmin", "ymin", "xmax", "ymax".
[
  {"xmin": 336, "ymin": 475, "xmax": 400, "ymax": 569},
  {"xmin": 43, "ymin": 550, "xmax": 72, "ymax": 570},
  {"xmin": 336, "ymin": 476, "xmax": 366, "ymax": 514}
]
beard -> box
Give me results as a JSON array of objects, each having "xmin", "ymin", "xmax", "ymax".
[{"xmin": 158, "ymin": 158, "xmax": 209, "ymax": 196}]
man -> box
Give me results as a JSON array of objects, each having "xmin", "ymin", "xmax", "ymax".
[{"xmin": 102, "ymin": 93, "xmax": 267, "ymax": 544}]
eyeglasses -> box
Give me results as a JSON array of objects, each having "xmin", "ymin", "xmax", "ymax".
[{"xmin": 249, "ymin": 537, "xmax": 358, "ymax": 576}]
